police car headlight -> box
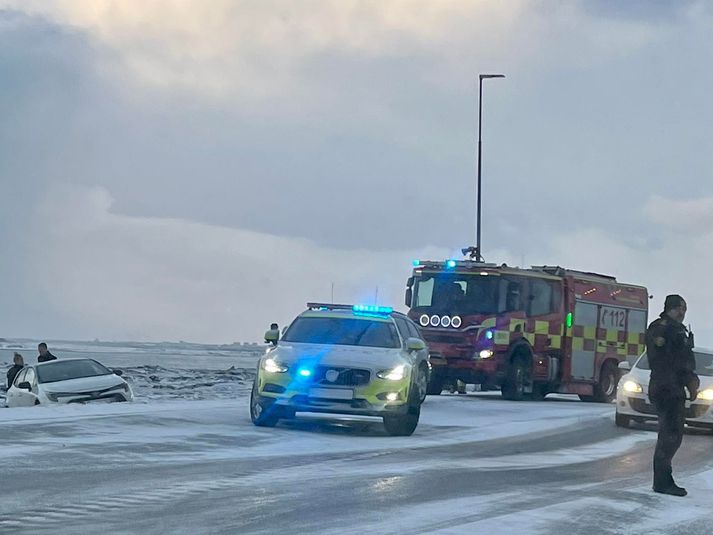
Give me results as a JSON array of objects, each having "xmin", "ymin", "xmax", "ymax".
[
  {"xmin": 622, "ymin": 380, "xmax": 643, "ymax": 393},
  {"xmin": 377, "ymin": 365, "xmax": 407, "ymax": 381},
  {"xmin": 697, "ymin": 389, "xmax": 713, "ymax": 401},
  {"xmin": 263, "ymin": 358, "xmax": 289, "ymax": 373},
  {"xmin": 478, "ymin": 350, "xmax": 494, "ymax": 359}
]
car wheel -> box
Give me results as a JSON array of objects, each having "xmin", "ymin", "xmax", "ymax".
[
  {"xmin": 593, "ymin": 361, "xmax": 619, "ymax": 403},
  {"xmin": 416, "ymin": 367, "xmax": 428, "ymax": 404},
  {"xmin": 384, "ymin": 380, "xmax": 422, "ymax": 436},
  {"xmin": 615, "ymin": 411, "xmax": 630, "ymax": 428},
  {"xmin": 250, "ymin": 381, "xmax": 280, "ymax": 427}
]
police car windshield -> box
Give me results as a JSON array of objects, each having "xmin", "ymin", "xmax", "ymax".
[
  {"xmin": 412, "ymin": 273, "xmax": 500, "ymax": 315},
  {"xmin": 636, "ymin": 352, "xmax": 713, "ymax": 377},
  {"xmin": 282, "ymin": 317, "xmax": 400, "ymax": 349},
  {"xmin": 36, "ymin": 359, "xmax": 112, "ymax": 384}
]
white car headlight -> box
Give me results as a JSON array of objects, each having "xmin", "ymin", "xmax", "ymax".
[
  {"xmin": 622, "ymin": 380, "xmax": 643, "ymax": 393},
  {"xmin": 478, "ymin": 350, "xmax": 494, "ymax": 359},
  {"xmin": 697, "ymin": 389, "xmax": 713, "ymax": 401},
  {"xmin": 263, "ymin": 358, "xmax": 289, "ymax": 373},
  {"xmin": 377, "ymin": 364, "xmax": 407, "ymax": 381}
]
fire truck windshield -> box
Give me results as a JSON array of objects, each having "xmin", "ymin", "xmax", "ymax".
[{"xmin": 411, "ymin": 273, "xmax": 501, "ymax": 315}]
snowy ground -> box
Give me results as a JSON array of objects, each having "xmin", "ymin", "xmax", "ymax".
[{"xmin": 2, "ymin": 341, "xmax": 713, "ymax": 534}]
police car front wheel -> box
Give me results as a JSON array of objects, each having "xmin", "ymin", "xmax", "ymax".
[{"xmin": 250, "ymin": 383, "xmax": 281, "ymax": 427}]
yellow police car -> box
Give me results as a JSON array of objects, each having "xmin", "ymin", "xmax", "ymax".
[{"xmin": 250, "ymin": 303, "xmax": 431, "ymax": 436}]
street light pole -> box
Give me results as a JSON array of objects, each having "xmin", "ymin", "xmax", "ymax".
[{"xmin": 476, "ymin": 73, "xmax": 504, "ymax": 262}]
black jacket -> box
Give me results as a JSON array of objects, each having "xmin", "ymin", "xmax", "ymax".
[
  {"xmin": 7, "ymin": 364, "xmax": 23, "ymax": 388},
  {"xmin": 646, "ymin": 313, "xmax": 699, "ymax": 401},
  {"xmin": 38, "ymin": 352, "xmax": 57, "ymax": 363}
]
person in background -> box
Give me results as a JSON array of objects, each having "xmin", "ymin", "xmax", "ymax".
[
  {"xmin": 7, "ymin": 353, "xmax": 24, "ymax": 388},
  {"xmin": 37, "ymin": 342, "xmax": 58, "ymax": 363},
  {"xmin": 265, "ymin": 324, "xmax": 280, "ymax": 346}
]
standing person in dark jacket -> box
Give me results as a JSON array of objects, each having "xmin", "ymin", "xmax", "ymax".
[
  {"xmin": 7, "ymin": 353, "xmax": 24, "ymax": 388},
  {"xmin": 37, "ymin": 342, "xmax": 58, "ymax": 363},
  {"xmin": 646, "ymin": 294, "xmax": 699, "ymax": 497}
]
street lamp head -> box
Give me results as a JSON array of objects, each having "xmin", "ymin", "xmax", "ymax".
[{"xmin": 480, "ymin": 74, "xmax": 505, "ymax": 80}]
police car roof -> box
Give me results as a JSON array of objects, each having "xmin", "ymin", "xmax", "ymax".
[{"xmin": 302, "ymin": 303, "xmax": 397, "ymax": 322}]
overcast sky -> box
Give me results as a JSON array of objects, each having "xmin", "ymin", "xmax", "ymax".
[{"xmin": 1, "ymin": 1, "xmax": 712, "ymax": 344}]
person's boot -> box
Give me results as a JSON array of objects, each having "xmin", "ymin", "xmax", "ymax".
[{"xmin": 653, "ymin": 483, "xmax": 687, "ymax": 497}]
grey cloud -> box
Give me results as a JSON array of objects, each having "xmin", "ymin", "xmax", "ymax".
[{"xmin": 1, "ymin": 3, "xmax": 713, "ymax": 342}]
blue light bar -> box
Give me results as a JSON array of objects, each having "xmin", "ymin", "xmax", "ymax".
[
  {"xmin": 353, "ymin": 305, "xmax": 393, "ymax": 315},
  {"xmin": 412, "ymin": 259, "xmax": 421, "ymax": 267},
  {"xmin": 298, "ymin": 368, "xmax": 312, "ymax": 377},
  {"xmin": 446, "ymin": 259, "xmax": 457, "ymax": 269},
  {"xmin": 485, "ymin": 330, "xmax": 494, "ymax": 340}
]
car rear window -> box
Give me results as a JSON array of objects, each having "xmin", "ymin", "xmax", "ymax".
[{"xmin": 282, "ymin": 317, "xmax": 400, "ymax": 348}]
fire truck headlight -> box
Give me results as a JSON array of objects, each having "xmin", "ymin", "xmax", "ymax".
[
  {"xmin": 478, "ymin": 350, "xmax": 494, "ymax": 359},
  {"xmin": 622, "ymin": 380, "xmax": 642, "ymax": 394}
]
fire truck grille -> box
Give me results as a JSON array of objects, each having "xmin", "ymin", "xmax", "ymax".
[
  {"xmin": 314, "ymin": 367, "xmax": 370, "ymax": 386},
  {"xmin": 629, "ymin": 398, "xmax": 709, "ymax": 418}
]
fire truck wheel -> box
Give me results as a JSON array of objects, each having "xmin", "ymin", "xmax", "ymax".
[
  {"xmin": 593, "ymin": 360, "xmax": 619, "ymax": 403},
  {"xmin": 531, "ymin": 384, "xmax": 547, "ymax": 401},
  {"xmin": 426, "ymin": 375, "xmax": 445, "ymax": 396},
  {"xmin": 501, "ymin": 355, "xmax": 529, "ymax": 401}
]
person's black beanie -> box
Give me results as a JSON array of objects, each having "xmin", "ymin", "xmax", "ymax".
[{"xmin": 664, "ymin": 294, "xmax": 686, "ymax": 312}]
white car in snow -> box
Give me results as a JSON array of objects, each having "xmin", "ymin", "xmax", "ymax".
[
  {"xmin": 5, "ymin": 358, "xmax": 133, "ymax": 407},
  {"xmin": 615, "ymin": 348, "xmax": 713, "ymax": 429}
]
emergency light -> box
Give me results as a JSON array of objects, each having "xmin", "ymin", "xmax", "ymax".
[
  {"xmin": 353, "ymin": 305, "xmax": 393, "ymax": 315},
  {"xmin": 446, "ymin": 259, "xmax": 457, "ymax": 269}
]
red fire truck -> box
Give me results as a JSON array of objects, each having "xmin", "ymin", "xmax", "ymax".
[{"xmin": 405, "ymin": 261, "xmax": 649, "ymax": 402}]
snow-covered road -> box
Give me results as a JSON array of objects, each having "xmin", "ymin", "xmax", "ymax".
[{"xmin": 2, "ymin": 392, "xmax": 713, "ymax": 534}]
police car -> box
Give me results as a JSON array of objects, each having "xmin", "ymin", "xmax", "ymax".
[
  {"xmin": 615, "ymin": 347, "xmax": 713, "ymax": 429},
  {"xmin": 250, "ymin": 303, "xmax": 431, "ymax": 436}
]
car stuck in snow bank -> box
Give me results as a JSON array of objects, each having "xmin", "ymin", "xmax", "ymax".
[{"xmin": 5, "ymin": 358, "xmax": 133, "ymax": 407}]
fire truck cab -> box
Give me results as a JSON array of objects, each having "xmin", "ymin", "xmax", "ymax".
[{"xmin": 405, "ymin": 261, "xmax": 649, "ymax": 402}]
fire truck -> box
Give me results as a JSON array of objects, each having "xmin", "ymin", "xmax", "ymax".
[{"xmin": 405, "ymin": 261, "xmax": 649, "ymax": 402}]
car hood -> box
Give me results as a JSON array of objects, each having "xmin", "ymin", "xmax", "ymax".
[
  {"xmin": 270, "ymin": 342, "xmax": 406, "ymax": 369},
  {"xmin": 40, "ymin": 374, "xmax": 126, "ymax": 394},
  {"xmin": 623, "ymin": 369, "xmax": 713, "ymax": 390}
]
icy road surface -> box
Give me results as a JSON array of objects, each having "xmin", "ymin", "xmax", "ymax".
[{"xmin": 3, "ymin": 392, "xmax": 713, "ymax": 534}]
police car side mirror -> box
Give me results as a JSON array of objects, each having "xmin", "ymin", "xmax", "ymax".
[
  {"xmin": 405, "ymin": 288, "xmax": 413, "ymax": 307},
  {"xmin": 112, "ymin": 369, "xmax": 124, "ymax": 377},
  {"xmin": 618, "ymin": 361, "xmax": 631, "ymax": 372},
  {"xmin": 265, "ymin": 328, "xmax": 280, "ymax": 345},
  {"xmin": 406, "ymin": 338, "xmax": 426, "ymax": 352},
  {"xmin": 18, "ymin": 381, "xmax": 32, "ymax": 391}
]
